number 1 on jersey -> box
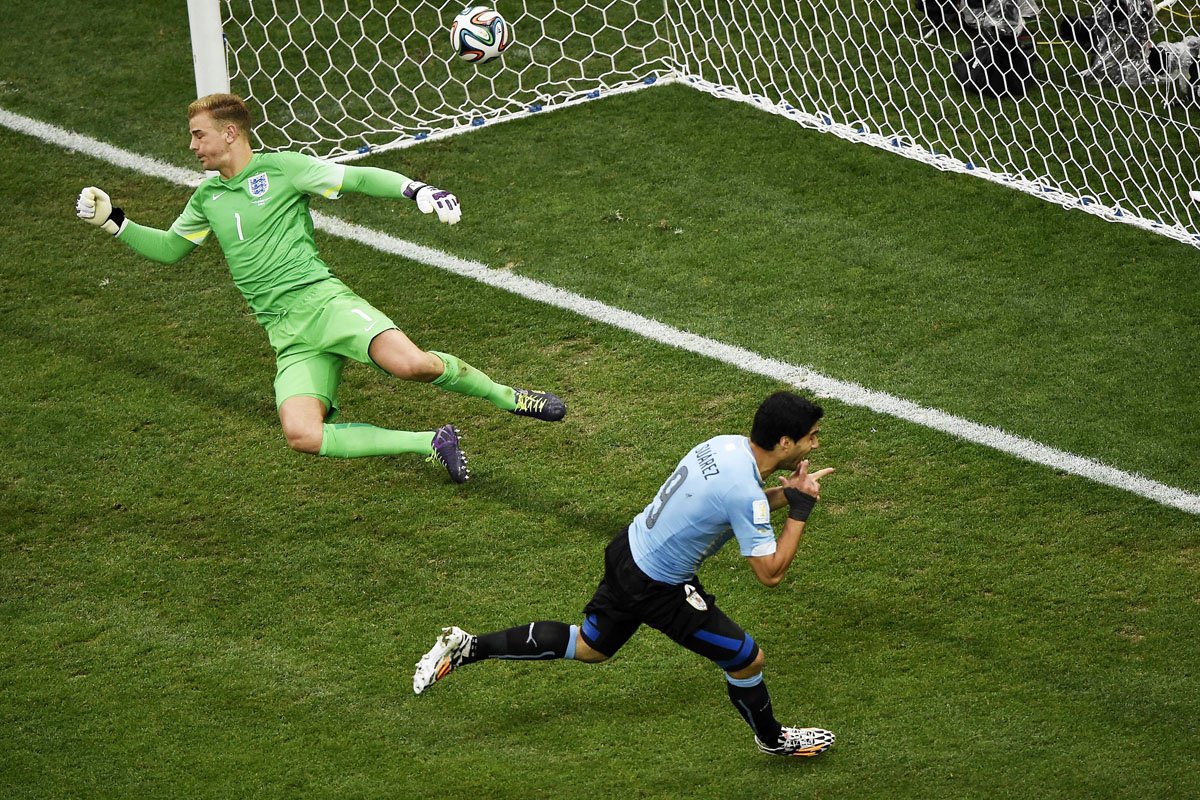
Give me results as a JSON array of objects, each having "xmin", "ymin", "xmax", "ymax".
[{"xmin": 234, "ymin": 212, "xmax": 245, "ymax": 241}]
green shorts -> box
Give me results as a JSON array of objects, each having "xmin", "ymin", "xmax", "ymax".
[{"xmin": 264, "ymin": 278, "xmax": 398, "ymax": 417}]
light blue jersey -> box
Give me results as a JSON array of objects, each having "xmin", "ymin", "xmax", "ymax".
[{"xmin": 628, "ymin": 434, "xmax": 778, "ymax": 584}]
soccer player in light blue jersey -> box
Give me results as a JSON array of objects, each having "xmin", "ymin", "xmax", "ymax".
[
  {"xmin": 414, "ymin": 391, "xmax": 837, "ymax": 757},
  {"xmin": 75, "ymin": 93, "xmax": 565, "ymax": 484}
]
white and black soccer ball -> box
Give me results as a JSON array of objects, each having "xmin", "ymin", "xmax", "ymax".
[{"xmin": 449, "ymin": 6, "xmax": 513, "ymax": 64}]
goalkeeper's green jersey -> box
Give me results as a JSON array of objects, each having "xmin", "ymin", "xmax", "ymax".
[{"xmin": 170, "ymin": 152, "xmax": 346, "ymax": 316}]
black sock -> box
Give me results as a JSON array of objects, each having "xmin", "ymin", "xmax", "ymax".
[
  {"xmin": 727, "ymin": 677, "xmax": 783, "ymax": 743},
  {"xmin": 466, "ymin": 621, "xmax": 574, "ymax": 663}
]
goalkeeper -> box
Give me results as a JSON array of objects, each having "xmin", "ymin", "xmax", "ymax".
[{"xmin": 76, "ymin": 93, "xmax": 565, "ymax": 484}]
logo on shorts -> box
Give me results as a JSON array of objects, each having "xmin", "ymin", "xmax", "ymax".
[
  {"xmin": 248, "ymin": 172, "xmax": 270, "ymax": 197},
  {"xmin": 685, "ymin": 584, "xmax": 708, "ymax": 611}
]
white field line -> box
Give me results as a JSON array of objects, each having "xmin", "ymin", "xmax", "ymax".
[{"xmin": 3, "ymin": 106, "xmax": 1196, "ymax": 515}]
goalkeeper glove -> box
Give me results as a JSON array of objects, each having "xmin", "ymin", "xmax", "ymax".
[
  {"xmin": 76, "ymin": 187, "xmax": 126, "ymax": 235},
  {"xmin": 403, "ymin": 181, "xmax": 461, "ymax": 225}
]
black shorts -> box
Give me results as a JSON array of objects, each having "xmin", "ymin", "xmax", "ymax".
[{"xmin": 580, "ymin": 528, "xmax": 760, "ymax": 673}]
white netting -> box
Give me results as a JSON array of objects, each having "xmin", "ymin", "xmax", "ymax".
[
  {"xmin": 212, "ymin": 1, "xmax": 1200, "ymax": 246},
  {"xmin": 220, "ymin": 1, "xmax": 675, "ymax": 156}
]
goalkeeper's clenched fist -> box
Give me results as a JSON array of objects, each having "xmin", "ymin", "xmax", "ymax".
[
  {"xmin": 403, "ymin": 181, "xmax": 461, "ymax": 225},
  {"xmin": 76, "ymin": 187, "xmax": 126, "ymax": 235}
]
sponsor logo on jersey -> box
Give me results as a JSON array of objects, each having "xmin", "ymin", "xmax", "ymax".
[
  {"xmin": 684, "ymin": 584, "xmax": 708, "ymax": 611},
  {"xmin": 248, "ymin": 172, "xmax": 270, "ymax": 198}
]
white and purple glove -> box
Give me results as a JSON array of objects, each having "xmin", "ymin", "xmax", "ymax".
[
  {"xmin": 403, "ymin": 181, "xmax": 461, "ymax": 225},
  {"xmin": 76, "ymin": 187, "xmax": 126, "ymax": 235}
]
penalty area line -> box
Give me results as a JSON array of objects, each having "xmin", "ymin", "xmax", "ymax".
[{"xmin": 3, "ymin": 105, "xmax": 1196, "ymax": 515}]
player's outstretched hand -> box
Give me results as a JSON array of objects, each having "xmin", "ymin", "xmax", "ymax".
[
  {"xmin": 406, "ymin": 182, "xmax": 461, "ymax": 225},
  {"xmin": 781, "ymin": 459, "xmax": 834, "ymax": 500},
  {"xmin": 76, "ymin": 187, "xmax": 125, "ymax": 235}
]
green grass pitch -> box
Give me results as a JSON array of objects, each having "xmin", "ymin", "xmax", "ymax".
[{"xmin": 1, "ymin": 3, "xmax": 1197, "ymax": 798}]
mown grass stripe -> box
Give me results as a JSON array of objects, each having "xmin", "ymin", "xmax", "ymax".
[{"xmin": 4, "ymin": 104, "xmax": 1194, "ymax": 515}]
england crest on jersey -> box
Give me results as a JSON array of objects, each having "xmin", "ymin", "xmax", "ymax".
[{"xmin": 248, "ymin": 172, "xmax": 269, "ymax": 198}]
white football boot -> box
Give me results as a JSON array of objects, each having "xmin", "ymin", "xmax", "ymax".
[
  {"xmin": 413, "ymin": 626, "xmax": 477, "ymax": 695},
  {"xmin": 755, "ymin": 726, "xmax": 836, "ymax": 757}
]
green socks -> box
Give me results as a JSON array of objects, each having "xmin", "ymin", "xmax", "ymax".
[
  {"xmin": 429, "ymin": 351, "xmax": 516, "ymax": 410},
  {"xmin": 316, "ymin": 351, "xmax": 516, "ymax": 458},
  {"xmin": 318, "ymin": 422, "xmax": 434, "ymax": 458}
]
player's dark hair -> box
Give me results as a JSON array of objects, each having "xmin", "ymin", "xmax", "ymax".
[
  {"xmin": 750, "ymin": 391, "xmax": 823, "ymax": 449},
  {"xmin": 188, "ymin": 93, "xmax": 253, "ymax": 137}
]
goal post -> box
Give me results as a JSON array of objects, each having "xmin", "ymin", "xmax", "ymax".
[
  {"xmin": 192, "ymin": 1, "xmax": 1200, "ymax": 248},
  {"xmin": 187, "ymin": 0, "xmax": 230, "ymax": 97}
]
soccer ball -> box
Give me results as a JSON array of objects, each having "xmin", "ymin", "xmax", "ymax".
[{"xmin": 449, "ymin": 6, "xmax": 513, "ymax": 64}]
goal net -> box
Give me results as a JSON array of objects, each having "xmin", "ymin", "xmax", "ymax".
[
  {"xmin": 212, "ymin": 0, "xmax": 677, "ymax": 155},
  {"xmin": 196, "ymin": 1, "xmax": 1200, "ymax": 247}
]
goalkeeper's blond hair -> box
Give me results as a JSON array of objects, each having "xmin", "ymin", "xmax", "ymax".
[{"xmin": 188, "ymin": 93, "xmax": 253, "ymax": 139}]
